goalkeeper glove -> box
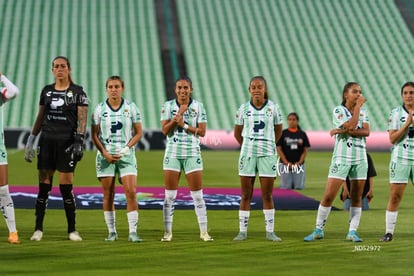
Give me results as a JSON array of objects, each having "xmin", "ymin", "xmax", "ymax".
[
  {"xmin": 24, "ymin": 134, "xmax": 36, "ymax": 162},
  {"xmin": 72, "ymin": 133, "xmax": 84, "ymax": 162}
]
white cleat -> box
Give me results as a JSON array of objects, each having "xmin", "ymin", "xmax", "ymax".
[
  {"xmin": 68, "ymin": 231, "xmax": 83, "ymax": 241},
  {"xmin": 30, "ymin": 230, "xmax": 43, "ymax": 241},
  {"xmin": 161, "ymin": 232, "xmax": 173, "ymax": 242},
  {"xmin": 200, "ymin": 232, "xmax": 214, "ymax": 242}
]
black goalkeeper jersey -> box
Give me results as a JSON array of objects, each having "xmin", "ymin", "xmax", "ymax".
[{"xmin": 39, "ymin": 83, "xmax": 88, "ymax": 139}]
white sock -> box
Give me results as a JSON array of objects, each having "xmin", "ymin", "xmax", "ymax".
[
  {"xmin": 349, "ymin": 207, "xmax": 362, "ymax": 231},
  {"xmin": 104, "ymin": 211, "xmax": 116, "ymax": 233},
  {"xmin": 263, "ymin": 209, "xmax": 275, "ymax": 233},
  {"xmin": 190, "ymin": 190, "xmax": 208, "ymax": 232},
  {"xmin": 386, "ymin": 210, "xmax": 398, "ymax": 234},
  {"xmin": 316, "ymin": 205, "xmax": 331, "ymax": 230},
  {"xmin": 127, "ymin": 210, "xmax": 138, "ymax": 233},
  {"xmin": 0, "ymin": 185, "xmax": 17, "ymax": 233},
  {"xmin": 239, "ymin": 210, "xmax": 250, "ymax": 232},
  {"xmin": 163, "ymin": 189, "xmax": 177, "ymax": 233}
]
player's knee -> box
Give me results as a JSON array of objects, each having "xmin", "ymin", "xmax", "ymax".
[
  {"xmin": 164, "ymin": 189, "xmax": 177, "ymax": 204},
  {"xmin": 0, "ymin": 185, "xmax": 10, "ymax": 196},
  {"xmin": 190, "ymin": 189, "xmax": 204, "ymax": 204}
]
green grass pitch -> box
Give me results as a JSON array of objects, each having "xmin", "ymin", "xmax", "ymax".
[{"xmin": 1, "ymin": 150, "xmax": 414, "ymax": 275}]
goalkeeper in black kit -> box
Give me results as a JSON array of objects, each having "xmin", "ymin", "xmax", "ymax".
[{"xmin": 24, "ymin": 56, "xmax": 88, "ymax": 242}]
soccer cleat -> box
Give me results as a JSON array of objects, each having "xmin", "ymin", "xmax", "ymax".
[
  {"xmin": 379, "ymin": 233, "xmax": 393, "ymax": 242},
  {"xmin": 233, "ymin": 231, "xmax": 247, "ymax": 241},
  {"xmin": 8, "ymin": 231, "xmax": 20, "ymax": 244},
  {"xmin": 128, "ymin": 232, "xmax": 142, "ymax": 243},
  {"xmin": 346, "ymin": 230, "xmax": 363, "ymax": 242},
  {"xmin": 68, "ymin": 231, "xmax": 83, "ymax": 241},
  {"xmin": 266, "ymin": 232, "xmax": 282, "ymax": 242},
  {"xmin": 105, "ymin": 232, "xmax": 118, "ymax": 242},
  {"xmin": 200, "ymin": 231, "xmax": 214, "ymax": 242},
  {"xmin": 304, "ymin": 228, "xmax": 324, "ymax": 242},
  {"xmin": 161, "ymin": 232, "xmax": 173, "ymax": 242},
  {"xmin": 30, "ymin": 230, "xmax": 43, "ymax": 241}
]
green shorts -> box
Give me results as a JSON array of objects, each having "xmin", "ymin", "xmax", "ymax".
[
  {"xmin": 0, "ymin": 143, "xmax": 7, "ymax": 165},
  {"xmin": 238, "ymin": 155, "xmax": 277, "ymax": 177},
  {"xmin": 328, "ymin": 161, "xmax": 368, "ymax": 180},
  {"xmin": 96, "ymin": 152, "xmax": 137, "ymax": 178},
  {"xmin": 163, "ymin": 155, "xmax": 203, "ymax": 174},
  {"xmin": 389, "ymin": 161, "xmax": 414, "ymax": 184}
]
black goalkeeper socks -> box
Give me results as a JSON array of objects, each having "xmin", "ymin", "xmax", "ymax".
[
  {"xmin": 35, "ymin": 183, "xmax": 52, "ymax": 231},
  {"xmin": 60, "ymin": 184, "xmax": 77, "ymax": 233}
]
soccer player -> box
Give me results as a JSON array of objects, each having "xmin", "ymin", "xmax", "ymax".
[
  {"xmin": 91, "ymin": 76, "xmax": 143, "ymax": 243},
  {"xmin": 160, "ymin": 76, "xmax": 213, "ymax": 242},
  {"xmin": 380, "ymin": 82, "xmax": 414, "ymax": 242},
  {"xmin": 233, "ymin": 76, "xmax": 283, "ymax": 242},
  {"xmin": 0, "ymin": 71, "xmax": 20, "ymax": 244},
  {"xmin": 304, "ymin": 82, "xmax": 369, "ymax": 242},
  {"xmin": 24, "ymin": 56, "xmax": 88, "ymax": 241}
]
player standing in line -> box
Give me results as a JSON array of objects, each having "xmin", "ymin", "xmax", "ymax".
[
  {"xmin": 25, "ymin": 56, "xmax": 88, "ymax": 241},
  {"xmin": 304, "ymin": 82, "xmax": 369, "ymax": 242},
  {"xmin": 160, "ymin": 76, "xmax": 213, "ymax": 242},
  {"xmin": 91, "ymin": 76, "xmax": 143, "ymax": 243},
  {"xmin": 380, "ymin": 82, "xmax": 414, "ymax": 242},
  {"xmin": 233, "ymin": 76, "xmax": 283, "ymax": 242},
  {"xmin": 0, "ymin": 71, "xmax": 20, "ymax": 244}
]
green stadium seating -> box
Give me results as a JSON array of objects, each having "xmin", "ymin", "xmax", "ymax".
[
  {"xmin": 0, "ymin": 0, "xmax": 165, "ymax": 129},
  {"xmin": 177, "ymin": 0, "xmax": 414, "ymax": 131},
  {"xmin": 1, "ymin": 0, "xmax": 414, "ymax": 132}
]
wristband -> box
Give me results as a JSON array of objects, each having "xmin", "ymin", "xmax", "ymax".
[{"xmin": 183, "ymin": 124, "xmax": 189, "ymax": 130}]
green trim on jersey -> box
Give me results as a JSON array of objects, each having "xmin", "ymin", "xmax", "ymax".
[
  {"xmin": 331, "ymin": 105, "xmax": 369, "ymax": 165},
  {"xmin": 388, "ymin": 105, "xmax": 414, "ymax": 165},
  {"xmin": 160, "ymin": 98, "xmax": 207, "ymax": 158},
  {"xmin": 92, "ymin": 98, "xmax": 142, "ymax": 155},
  {"xmin": 234, "ymin": 100, "xmax": 283, "ymax": 157}
]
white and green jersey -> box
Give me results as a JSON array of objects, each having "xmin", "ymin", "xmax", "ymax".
[
  {"xmin": 234, "ymin": 100, "xmax": 283, "ymax": 157},
  {"xmin": 92, "ymin": 99, "xmax": 142, "ymax": 155},
  {"xmin": 331, "ymin": 105, "xmax": 369, "ymax": 165},
  {"xmin": 160, "ymin": 98, "xmax": 207, "ymax": 158},
  {"xmin": 0, "ymin": 95, "xmax": 5, "ymax": 145},
  {"xmin": 388, "ymin": 105, "xmax": 414, "ymax": 165},
  {"xmin": 1, "ymin": 75, "xmax": 19, "ymax": 145}
]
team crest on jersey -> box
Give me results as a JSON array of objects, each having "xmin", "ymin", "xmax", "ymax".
[
  {"xmin": 266, "ymin": 108, "xmax": 273, "ymax": 117},
  {"xmin": 123, "ymin": 108, "xmax": 130, "ymax": 117},
  {"xmin": 190, "ymin": 108, "xmax": 197, "ymax": 117},
  {"xmin": 67, "ymin": 90, "xmax": 73, "ymax": 98}
]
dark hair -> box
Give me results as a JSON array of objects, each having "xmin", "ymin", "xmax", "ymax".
[
  {"xmin": 106, "ymin": 75, "xmax": 124, "ymax": 88},
  {"xmin": 175, "ymin": 76, "xmax": 193, "ymax": 88},
  {"xmin": 401, "ymin": 82, "xmax": 414, "ymax": 95},
  {"xmin": 52, "ymin": 56, "xmax": 73, "ymax": 84},
  {"xmin": 287, "ymin": 112, "xmax": 301, "ymax": 130},
  {"xmin": 249, "ymin": 76, "xmax": 268, "ymax": 99},
  {"xmin": 341, "ymin": 82, "xmax": 359, "ymax": 105}
]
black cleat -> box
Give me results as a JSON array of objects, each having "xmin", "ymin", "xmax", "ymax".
[{"xmin": 379, "ymin": 233, "xmax": 393, "ymax": 242}]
